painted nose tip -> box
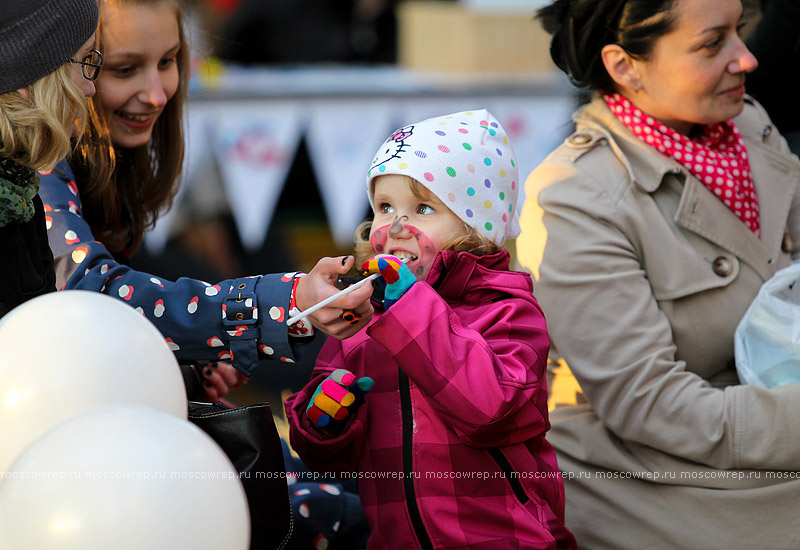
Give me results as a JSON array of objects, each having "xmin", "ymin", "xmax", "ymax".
[{"xmin": 388, "ymin": 216, "xmax": 411, "ymax": 237}]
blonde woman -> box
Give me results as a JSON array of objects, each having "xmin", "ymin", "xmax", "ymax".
[{"xmin": 1, "ymin": 0, "xmax": 100, "ymax": 317}]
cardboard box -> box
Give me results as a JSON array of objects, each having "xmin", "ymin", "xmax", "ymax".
[{"xmin": 397, "ymin": 1, "xmax": 554, "ymax": 73}]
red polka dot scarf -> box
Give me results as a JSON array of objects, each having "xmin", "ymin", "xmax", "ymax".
[{"xmin": 604, "ymin": 92, "xmax": 760, "ymax": 237}]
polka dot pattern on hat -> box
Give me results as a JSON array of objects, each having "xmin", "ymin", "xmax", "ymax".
[
  {"xmin": 605, "ymin": 93, "xmax": 759, "ymax": 236},
  {"xmin": 367, "ymin": 110, "xmax": 520, "ymax": 244}
]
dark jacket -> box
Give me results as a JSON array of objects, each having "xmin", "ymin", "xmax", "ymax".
[
  {"xmin": 38, "ymin": 159, "xmax": 305, "ymax": 377},
  {"xmin": 0, "ymin": 193, "xmax": 56, "ymax": 317}
]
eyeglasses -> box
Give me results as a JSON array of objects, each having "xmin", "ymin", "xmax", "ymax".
[{"xmin": 68, "ymin": 49, "xmax": 104, "ymax": 81}]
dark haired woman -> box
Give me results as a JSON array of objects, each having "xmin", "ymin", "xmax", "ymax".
[
  {"xmin": 38, "ymin": 0, "xmax": 374, "ymax": 398},
  {"xmin": 517, "ymin": 0, "xmax": 800, "ymax": 547}
]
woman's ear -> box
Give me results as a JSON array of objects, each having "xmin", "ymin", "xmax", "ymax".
[{"xmin": 601, "ymin": 44, "xmax": 642, "ymax": 94}]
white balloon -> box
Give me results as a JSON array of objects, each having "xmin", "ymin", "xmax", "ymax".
[
  {"xmin": 0, "ymin": 291, "xmax": 187, "ymax": 474},
  {"xmin": 0, "ymin": 405, "xmax": 250, "ymax": 550}
]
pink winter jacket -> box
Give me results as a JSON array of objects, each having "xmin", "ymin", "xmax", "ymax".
[{"xmin": 286, "ymin": 249, "xmax": 576, "ymax": 550}]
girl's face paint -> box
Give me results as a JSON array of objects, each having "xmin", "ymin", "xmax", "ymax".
[
  {"xmin": 370, "ymin": 222, "xmax": 437, "ymax": 279},
  {"xmin": 369, "ymin": 174, "xmax": 464, "ymax": 280}
]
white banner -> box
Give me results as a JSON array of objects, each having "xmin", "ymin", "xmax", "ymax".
[
  {"xmin": 305, "ymin": 100, "xmax": 395, "ymax": 248},
  {"xmin": 211, "ymin": 101, "xmax": 304, "ymax": 251}
]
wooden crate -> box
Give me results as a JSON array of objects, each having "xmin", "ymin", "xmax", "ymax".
[{"xmin": 397, "ymin": 1, "xmax": 554, "ymax": 73}]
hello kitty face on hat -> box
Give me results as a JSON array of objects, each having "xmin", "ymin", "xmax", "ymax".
[{"xmin": 369, "ymin": 125, "xmax": 414, "ymax": 173}]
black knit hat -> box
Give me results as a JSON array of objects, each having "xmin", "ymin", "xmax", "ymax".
[{"xmin": 0, "ymin": 0, "xmax": 99, "ymax": 94}]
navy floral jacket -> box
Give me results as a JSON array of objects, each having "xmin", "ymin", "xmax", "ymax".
[{"xmin": 39, "ymin": 160, "xmax": 312, "ymax": 376}]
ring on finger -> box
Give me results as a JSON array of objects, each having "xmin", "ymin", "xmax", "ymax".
[{"xmin": 340, "ymin": 309, "xmax": 360, "ymax": 325}]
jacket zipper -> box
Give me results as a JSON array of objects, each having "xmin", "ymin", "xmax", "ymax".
[
  {"xmin": 487, "ymin": 447, "xmax": 529, "ymax": 505},
  {"xmin": 399, "ymin": 370, "xmax": 435, "ymax": 550}
]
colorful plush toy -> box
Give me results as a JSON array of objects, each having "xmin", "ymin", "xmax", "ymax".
[
  {"xmin": 362, "ymin": 254, "xmax": 417, "ymax": 309},
  {"xmin": 306, "ymin": 369, "xmax": 374, "ymax": 431}
]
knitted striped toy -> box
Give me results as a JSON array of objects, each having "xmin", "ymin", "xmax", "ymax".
[{"xmin": 362, "ymin": 254, "xmax": 417, "ymax": 309}]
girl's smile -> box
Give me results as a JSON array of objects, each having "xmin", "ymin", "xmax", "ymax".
[{"xmin": 95, "ymin": 2, "xmax": 180, "ymax": 149}]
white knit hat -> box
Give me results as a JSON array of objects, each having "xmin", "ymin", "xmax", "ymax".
[{"xmin": 367, "ymin": 109, "xmax": 520, "ymax": 244}]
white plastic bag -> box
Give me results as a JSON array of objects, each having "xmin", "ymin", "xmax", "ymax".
[{"xmin": 735, "ymin": 262, "xmax": 800, "ymax": 388}]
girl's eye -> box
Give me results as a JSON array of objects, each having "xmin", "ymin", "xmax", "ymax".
[
  {"xmin": 736, "ymin": 22, "xmax": 746, "ymax": 36},
  {"xmin": 112, "ymin": 65, "xmax": 134, "ymax": 76},
  {"xmin": 418, "ymin": 204, "xmax": 435, "ymax": 215},
  {"xmin": 703, "ymin": 38, "xmax": 722, "ymax": 51},
  {"xmin": 159, "ymin": 56, "xmax": 177, "ymax": 69},
  {"xmin": 379, "ymin": 203, "xmax": 394, "ymax": 214}
]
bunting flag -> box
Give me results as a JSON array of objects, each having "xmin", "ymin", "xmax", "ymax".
[
  {"xmin": 144, "ymin": 93, "xmax": 576, "ymax": 256},
  {"xmin": 211, "ymin": 101, "xmax": 304, "ymax": 251},
  {"xmin": 305, "ymin": 100, "xmax": 395, "ymax": 248}
]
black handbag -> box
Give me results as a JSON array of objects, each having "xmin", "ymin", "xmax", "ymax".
[{"xmin": 188, "ymin": 401, "xmax": 293, "ymax": 550}]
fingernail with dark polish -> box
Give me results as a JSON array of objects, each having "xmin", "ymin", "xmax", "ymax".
[
  {"xmin": 204, "ymin": 368, "xmax": 212, "ymax": 376},
  {"xmin": 342, "ymin": 256, "xmax": 349, "ymax": 266},
  {"xmin": 210, "ymin": 362, "xmax": 218, "ymax": 368},
  {"xmin": 204, "ymin": 381, "xmax": 212, "ymax": 388}
]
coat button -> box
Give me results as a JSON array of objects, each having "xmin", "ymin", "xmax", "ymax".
[
  {"xmin": 569, "ymin": 133, "xmax": 591, "ymax": 145},
  {"xmin": 712, "ymin": 256, "xmax": 733, "ymax": 277}
]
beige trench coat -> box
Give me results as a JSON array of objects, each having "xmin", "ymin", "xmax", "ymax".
[{"xmin": 517, "ymin": 94, "xmax": 800, "ymax": 549}]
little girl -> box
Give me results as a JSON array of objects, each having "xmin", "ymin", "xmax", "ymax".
[{"xmin": 286, "ymin": 110, "xmax": 576, "ymax": 549}]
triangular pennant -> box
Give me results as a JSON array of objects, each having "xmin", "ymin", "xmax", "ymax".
[
  {"xmin": 305, "ymin": 100, "xmax": 395, "ymax": 248},
  {"xmin": 210, "ymin": 101, "xmax": 304, "ymax": 251}
]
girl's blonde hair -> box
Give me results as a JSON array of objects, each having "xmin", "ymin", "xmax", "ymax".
[
  {"xmin": 0, "ymin": 65, "xmax": 88, "ymax": 172},
  {"xmin": 70, "ymin": 0, "xmax": 189, "ymax": 256},
  {"xmin": 354, "ymin": 175, "xmax": 501, "ymax": 265}
]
